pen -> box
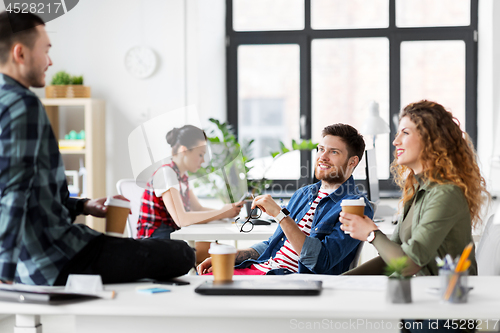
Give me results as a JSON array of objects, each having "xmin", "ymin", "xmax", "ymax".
[{"xmin": 443, "ymin": 242, "xmax": 473, "ymax": 301}]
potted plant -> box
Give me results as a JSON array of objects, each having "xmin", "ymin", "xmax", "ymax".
[
  {"xmin": 191, "ymin": 118, "xmax": 318, "ymax": 202},
  {"xmin": 385, "ymin": 256, "xmax": 412, "ymax": 303},
  {"xmin": 45, "ymin": 70, "xmax": 91, "ymax": 98}
]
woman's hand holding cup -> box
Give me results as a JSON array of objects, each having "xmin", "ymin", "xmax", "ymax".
[{"xmin": 339, "ymin": 211, "xmax": 377, "ymax": 241}]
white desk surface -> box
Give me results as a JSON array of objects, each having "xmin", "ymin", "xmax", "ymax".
[
  {"xmin": 171, "ymin": 219, "xmax": 278, "ymax": 242},
  {"xmin": 170, "ymin": 217, "xmax": 397, "ymax": 242},
  {"xmin": 1, "ymin": 275, "xmax": 500, "ymax": 333}
]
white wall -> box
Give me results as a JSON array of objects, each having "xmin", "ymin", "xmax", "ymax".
[
  {"xmin": 0, "ymin": 0, "xmax": 226, "ymax": 195},
  {"xmin": 1, "ymin": 0, "xmax": 498, "ymax": 198},
  {"xmin": 478, "ymin": 0, "xmax": 500, "ymax": 197}
]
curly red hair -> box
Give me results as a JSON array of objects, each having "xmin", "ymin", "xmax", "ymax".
[{"xmin": 390, "ymin": 100, "xmax": 489, "ymax": 227}]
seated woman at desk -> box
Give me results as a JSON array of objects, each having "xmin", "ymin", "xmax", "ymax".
[
  {"xmin": 340, "ymin": 100, "xmax": 488, "ymax": 278},
  {"xmin": 136, "ymin": 125, "xmax": 243, "ymax": 261}
]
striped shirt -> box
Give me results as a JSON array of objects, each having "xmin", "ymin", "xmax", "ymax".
[{"xmin": 253, "ymin": 188, "xmax": 332, "ymax": 273}]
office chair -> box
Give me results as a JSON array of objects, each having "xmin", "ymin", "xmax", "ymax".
[
  {"xmin": 349, "ymin": 242, "xmax": 365, "ymax": 270},
  {"xmin": 476, "ymin": 212, "xmax": 500, "ymax": 276},
  {"xmin": 116, "ymin": 179, "xmax": 145, "ymax": 238}
]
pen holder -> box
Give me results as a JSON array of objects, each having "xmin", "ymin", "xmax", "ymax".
[{"xmin": 440, "ymin": 269, "xmax": 469, "ymax": 303}]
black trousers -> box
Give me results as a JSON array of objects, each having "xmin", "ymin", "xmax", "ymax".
[{"xmin": 54, "ymin": 235, "xmax": 195, "ymax": 286}]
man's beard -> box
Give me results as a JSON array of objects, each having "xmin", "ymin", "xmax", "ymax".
[
  {"xmin": 314, "ymin": 160, "xmax": 349, "ymax": 185},
  {"xmin": 25, "ymin": 61, "xmax": 45, "ymax": 88}
]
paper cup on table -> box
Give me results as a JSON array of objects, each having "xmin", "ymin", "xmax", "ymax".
[
  {"xmin": 341, "ymin": 198, "xmax": 365, "ymax": 234},
  {"xmin": 209, "ymin": 243, "xmax": 236, "ymax": 283},
  {"xmin": 104, "ymin": 197, "xmax": 131, "ymax": 237}
]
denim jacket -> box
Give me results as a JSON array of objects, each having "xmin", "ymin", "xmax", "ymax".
[{"xmin": 235, "ymin": 176, "xmax": 374, "ymax": 275}]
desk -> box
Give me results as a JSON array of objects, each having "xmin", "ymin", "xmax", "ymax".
[
  {"xmin": 2, "ymin": 275, "xmax": 500, "ymax": 333},
  {"xmin": 170, "ymin": 218, "xmax": 395, "ymax": 248},
  {"xmin": 170, "ymin": 220, "xmax": 278, "ymax": 248}
]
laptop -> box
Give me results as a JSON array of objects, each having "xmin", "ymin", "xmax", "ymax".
[
  {"xmin": 194, "ymin": 279, "xmax": 322, "ymax": 296},
  {"xmin": 0, "ymin": 288, "xmax": 99, "ymax": 304}
]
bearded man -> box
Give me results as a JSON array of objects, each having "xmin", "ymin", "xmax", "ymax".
[{"xmin": 197, "ymin": 124, "xmax": 374, "ymax": 276}]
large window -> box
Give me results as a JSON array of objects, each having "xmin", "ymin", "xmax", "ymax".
[{"xmin": 226, "ymin": 0, "xmax": 478, "ymax": 195}]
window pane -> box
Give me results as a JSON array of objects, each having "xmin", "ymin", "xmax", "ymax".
[
  {"xmin": 233, "ymin": 0, "xmax": 304, "ymax": 31},
  {"xmin": 396, "ymin": 0, "xmax": 470, "ymax": 27},
  {"xmin": 312, "ymin": 38, "xmax": 390, "ymax": 179},
  {"xmin": 401, "ymin": 41, "xmax": 466, "ymax": 128},
  {"xmin": 238, "ymin": 44, "xmax": 300, "ymax": 180},
  {"xmin": 311, "ymin": 0, "xmax": 389, "ymax": 30}
]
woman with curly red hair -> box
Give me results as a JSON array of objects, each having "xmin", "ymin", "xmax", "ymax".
[{"xmin": 341, "ymin": 100, "xmax": 489, "ymax": 277}]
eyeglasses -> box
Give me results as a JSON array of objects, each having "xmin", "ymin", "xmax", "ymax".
[{"xmin": 235, "ymin": 206, "xmax": 262, "ymax": 233}]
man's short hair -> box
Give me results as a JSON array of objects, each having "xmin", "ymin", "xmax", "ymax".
[
  {"xmin": 0, "ymin": 11, "xmax": 45, "ymax": 65},
  {"xmin": 322, "ymin": 123, "xmax": 365, "ymax": 161}
]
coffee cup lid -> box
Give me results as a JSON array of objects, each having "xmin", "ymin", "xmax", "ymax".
[
  {"xmin": 104, "ymin": 197, "xmax": 131, "ymax": 209},
  {"xmin": 341, "ymin": 198, "xmax": 365, "ymax": 206},
  {"xmin": 208, "ymin": 243, "xmax": 236, "ymax": 254}
]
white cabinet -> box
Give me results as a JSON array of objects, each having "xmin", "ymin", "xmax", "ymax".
[{"xmin": 42, "ymin": 98, "xmax": 106, "ymax": 232}]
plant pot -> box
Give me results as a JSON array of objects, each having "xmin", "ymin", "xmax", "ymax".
[
  {"xmin": 45, "ymin": 85, "xmax": 91, "ymax": 98},
  {"xmin": 387, "ymin": 278, "xmax": 412, "ymax": 303}
]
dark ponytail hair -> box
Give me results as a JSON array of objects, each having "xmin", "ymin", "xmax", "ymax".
[{"xmin": 166, "ymin": 125, "xmax": 207, "ymax": 154}]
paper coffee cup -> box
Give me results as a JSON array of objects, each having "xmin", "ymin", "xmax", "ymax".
[
  {"xmin": 105, "ymin": 197, "xmax": 131, "ymax": 237},
  {"xmin": 341, "ymin": 198, "xmax": 365, "ymax": 234},
  {"xmin": 209, "ymin": 243, "xmax": 236, "ymax": 283}
]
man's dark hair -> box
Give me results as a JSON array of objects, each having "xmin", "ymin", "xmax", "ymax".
[
  {"xmin": 322, "ymin": 123, "xmax": 365, "ymax": 161},
  {"xmin": 0, "ymin": 11, "xmax": 45, "ymax": 65}
]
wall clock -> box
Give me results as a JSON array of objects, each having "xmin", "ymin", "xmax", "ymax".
[{"xmin": 124, "ymin": 46, "xmax": 157, "ymax": 79}]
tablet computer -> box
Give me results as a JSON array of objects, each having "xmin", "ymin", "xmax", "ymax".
[{"xmin": 194, "ymin": 279, "xmax": 322, "ymax": 296}]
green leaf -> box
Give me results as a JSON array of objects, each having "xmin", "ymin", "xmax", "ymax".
[
  {"xmin": 291, "ymin": 139, "xmax": 300, "ymax": 150},
  {"xmin": 384, "ymin": 257, "xmax": 409, "ymax": 279},
  {"xmin": 271, "ymin": 152, "xmax": 280, "ymax": 158},
  {"xmin": 71, "ymin": 75, "xmax": 84, "ymax": 85},
  {"xmin": 51, "ymin": 71, "xmax": 72, "ymax": 85},
  {"xmin": 208, "ymin": 137, "xmax": 220, "ymax": 143}
]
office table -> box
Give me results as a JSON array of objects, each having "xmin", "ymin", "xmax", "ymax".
[
  {"xmin": 170, "ymin": 218, "xmax": 396, "ymax": 248},
  {"xmin": 2, "ymin": 275, "xmax": 500, "ymax": 333},
  {"xmin": 170, "ymin": 219, "xmax": 278, "ymax": 248}
]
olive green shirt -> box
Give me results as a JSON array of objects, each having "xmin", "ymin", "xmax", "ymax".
[{"xmin": 391, "ymin": 176, "xmax": 477, "ymax": 276}]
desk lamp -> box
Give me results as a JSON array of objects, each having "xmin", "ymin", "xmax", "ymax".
[
  {"xmin": 361, "ymin": 101, "xmax": 395, "ymax": 219},
  {"xmin": 361, "ymin": 101, "xmax": 390, "ymax": 148}
]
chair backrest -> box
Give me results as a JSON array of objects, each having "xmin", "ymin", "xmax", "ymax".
[
  {"xmin": 116, "ymin": 179, "xmax": 145, "ymax": 238},
  {"xmin": 349, "ymin": 241, "xmax": 365, "ymax": 270},
  {"xmin": 476, "ymin": 213, "xmax": 500, "ymax": 275}
]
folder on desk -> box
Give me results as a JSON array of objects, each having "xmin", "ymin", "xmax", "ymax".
[{"xmin": 195, "ymin": 280, "xmax": 322, "ymax": 296}]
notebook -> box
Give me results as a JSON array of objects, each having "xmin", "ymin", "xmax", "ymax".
[{"xmin": 195, "ymin": 279, "xmax": 322, "ymax": 296}]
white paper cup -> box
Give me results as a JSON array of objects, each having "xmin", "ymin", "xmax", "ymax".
[
  {"xmin": 341, "ymin": 198, "xmax": 365, "ymax": 234},
  {"xmin": 209, "ymin": 243, "xmax": 236, "ymax": 283},
  {"xmin": 104, "ymin": 197, "xmax": 131, "ymax": 237}
]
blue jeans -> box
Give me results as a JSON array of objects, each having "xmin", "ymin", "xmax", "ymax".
[{"xmin": 150, "ymin": 223, "xmax": 175, "ymax": 240}]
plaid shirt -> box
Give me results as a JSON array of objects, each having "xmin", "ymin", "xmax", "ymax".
[
  {"xmin": 136, "ymin": 162, "xmax": 190, "ymax": 238},
  {"xmin": 0, "ymin": 74, "xmax": 100, "ymax": 285}
]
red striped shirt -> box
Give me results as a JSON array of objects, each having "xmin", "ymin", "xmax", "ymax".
[{"xmin": 253, "ymin": 189, "xmax": 330, "ymax": 273}]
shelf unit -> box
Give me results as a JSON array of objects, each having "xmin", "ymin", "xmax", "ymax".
[{"xmin": 42, "ymin": 98, "xmax": 106, "ymax": 232}]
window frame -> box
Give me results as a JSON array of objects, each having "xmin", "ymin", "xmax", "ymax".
[{"xmin": 226, "ymin": 0, "xmax": 478, "ymax": 196}]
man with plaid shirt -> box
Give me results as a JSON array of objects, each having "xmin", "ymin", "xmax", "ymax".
[{"xmin": 0, "ymin": 12, "xmax": 194, "ymax": 285}]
